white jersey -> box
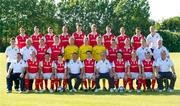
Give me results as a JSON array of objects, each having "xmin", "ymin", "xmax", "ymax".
[
  {"xmin": 5, "ymin": 46, "xmax": 19, "ymax": 62},
  {"xmin": 9, "ymin": 59, "xmax": 27, "ymax": 73},
  {"xmin": 136, "ymin": 46, "xmax": 152, "ymax": 61},
  {"xmin": 20, "ymin": 46, "xmax": 37, "ymax": 61},
  {"xmin": 153, "ymin": 46, "xmax": 169, "ymax": 61},
  {"xmin": 96, "ymin": 59, "xmax": 112, "ymax": 73},
  {"xmin": 146, "ymin": 33, "xmax": 162, "ymax": 49},
  {"xmin": 156, "ymin": 58, "xmax": 173, "ymax": 72},
  {"xmin": 67, "ymin": 59, "xmax": 83, "ymax": 74}
]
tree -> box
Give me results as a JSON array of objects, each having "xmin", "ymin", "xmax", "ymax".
[
  {"xmin": 160, "ymin": 16, "xmax": 180, "ymax": 32},
  {"xmin": 114, "ymin": 0, "xmax": 151, "ymax": 36}
]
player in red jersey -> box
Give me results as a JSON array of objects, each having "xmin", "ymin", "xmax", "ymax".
[
  {"xmin": 52, "ymin": 54, "xmax": 67, "ymax": 92},
  {"xmin": 141, "ymin": 51, "xmax": 156, "ymax": 91},
  {"xmin": 127, "ymin": 51, "xmax": 142, "ymax": 93},
  {"xmin": 25, "ymin": 51, "xmax": 43, "ymax": 93},
  {"xmin": 103, "ymin": 25, "xmax": 115, "ymax": 49},
  {"xmin": 72, "ymin": 23, "xmax": 86, "ymax": 47},
  {"xmin": 120, "ymin": 38, "xmax": 133, "ymax": 61},
  {"xmin": 116, "ymin": 27, "xmax": 129, "ymax": 49},
  {"xmin": 39, "ymin": 52, "xmax": 55, "ymax": 93},
  {"xmin": 59, "ymin": 25, "xmax": 71, "ymax": 48},
  {"xmin": 131, "ymin": 27, "xmax": 145, "ymax": 50},
  {"xmin": 83, "ymin": 51, "xmax": 96, "ymax": 91},
  {"xmin": 50, "ymin": 35, "xmax": 64, "ymax": 61},
  {"xmin": 16, "ymin": 27, "xmax": 29, "ymax": 49},
  {"xmin": 107, "ymin": 39, "xmax": 119, "ymax": 63},
  {"xmin": 112, "ymin": 51, "xmax": 128, "ymax": 92},
  {"xmin": 87, "ymin": 24, "xmax": 100, "ymax": 47},
  {"xmin": 44, "ymin": 27, "xmax": 56, "ymax": 47},
  {"xmin": 31, "ymin": 26, "xmax": 43, "ymax": 49},
  {"xmin": 36, "ymin": 38, "xmax": 50, "ymax": 61}
]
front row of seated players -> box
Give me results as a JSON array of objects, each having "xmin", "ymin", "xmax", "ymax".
[{"xmin": 6, "ymin": 48, "xmax": 176, "ymax": 93}]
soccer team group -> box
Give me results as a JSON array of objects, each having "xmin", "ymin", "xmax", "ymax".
[{"xmin": 5, "ymin": 23, "xmax": 177, "ymax": 94}]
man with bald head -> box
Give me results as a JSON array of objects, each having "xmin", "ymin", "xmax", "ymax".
[
  {"xmin": 95, "ymin": 51, "xmax": 114, "ymax": 92},
  {"xmin": 156, "ymin": 50, "xmax": 176, "ymax": 92}
]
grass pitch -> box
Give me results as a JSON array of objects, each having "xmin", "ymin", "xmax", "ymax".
[{"xmin": 0, "ymin": 53, "xmax": 179, "ymax": 106}]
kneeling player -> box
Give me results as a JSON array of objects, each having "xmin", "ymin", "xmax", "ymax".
[
  {"xmin": 83, "ymin": 51, "xmax": 96, "ymax": 91},
  {"xmin": 112, "ymin": 51, "xmax": 128, "ymax": 92},
  {"xmin": 127, "ymin": 51, "xmax": 142, "ymax": 93},
  {"xmin": 40, "ymin": 52, "xmax": 55, "ymax": 93},
  {"xmin": 141, "ymin": 51, "xmax": 156, "ymax": 91},
  {"xmin": 52, "ymin": 54, "xmax": 67, "ymax": 92}
]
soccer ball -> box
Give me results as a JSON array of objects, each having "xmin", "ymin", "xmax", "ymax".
[
  {"xmin": 118, "ymin": 86, "xmax": 125, "ymax": 92},
  {"xmin": 57, "ymin": 86, "xmax": 64, "ymax": 92}
]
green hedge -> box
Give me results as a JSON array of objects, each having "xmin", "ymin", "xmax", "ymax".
[{"xmin": 158, "ymin": 30, "xmax": 180, "ymax": 52}]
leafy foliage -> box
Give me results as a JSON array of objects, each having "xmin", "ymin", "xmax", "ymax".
[{"xmin": 0, "ymin": 0, "xmax": 152, "ymax": 51}]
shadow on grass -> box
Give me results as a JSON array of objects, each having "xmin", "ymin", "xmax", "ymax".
[{"xmin": 17, "ymin": 89, "xmax": 180, "ymax": 96}]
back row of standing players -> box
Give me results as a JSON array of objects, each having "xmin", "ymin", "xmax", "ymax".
[{"xmin": 5, "ymin": 23, "xmax": 175, "ymax": 93}]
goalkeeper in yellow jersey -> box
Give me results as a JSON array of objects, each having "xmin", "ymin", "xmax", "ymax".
[
  {"xmin": 92, "ymin": 36, "xmax": 106, "ymax": 61},
  {"xmin": 79, "ymin": 37, "xmax": 93, "ymax": 61},
  {"xmin": 92, "ymin": 36, "xmax": 107, "ymax": 91},
  {"xmin": 64, "ymin": 37, "xmax": 79, "ymax": 62}
]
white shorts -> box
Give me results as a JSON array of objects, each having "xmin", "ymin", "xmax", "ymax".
[
  {"xmin": 57, "ymin": 73, "xmax": 64, "ymax": 79},
  {"xmin": 116, "ymin": 72, "xmax": 125, "ymax": 79},
  {"xmin": 28, "ymin": 73, "xmax": 37, "ymax": 79},
  {"xmin": 144, "ymin": 72, "xmax": 153, "ymax": 79},
  {"xmin": 84, "ymin": 73, "xmax": 94, "ymax": 79},
  {"xmin": 131, "ymin": 72, "xmax": 139, "ymax": 79},
  {"xmin": 43, "ymin": 73, "xmax": 52, "ymax": 79}
]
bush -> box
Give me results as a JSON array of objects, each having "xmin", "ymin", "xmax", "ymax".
[{"xmin": 158, "ymin": 30, "xmax": 180, "ymax": 52}]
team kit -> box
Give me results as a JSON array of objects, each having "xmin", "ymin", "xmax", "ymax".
[{"xmin": 5, "ymin": 24, "xmax": 176, "ymax": 94}]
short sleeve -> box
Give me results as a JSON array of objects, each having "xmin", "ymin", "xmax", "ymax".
[
  {"xmin": 39, "ymin": 61, "xmax": 43, "ymax": 67},
  {"xmin": 156, "ymin": 59, "xmax": 160, "ymax": 67},
  {"xmin": 5, "ymin": 47, "xmax": 8, "ymax": 55},
  {"xmin": 94, "ymin": 61, "xmax": 96, "ymax": 67},
  {"xmin": 96, "ymin": 61, "xmax": 100, "ymax": 69},
  {"xmin": 131, "ymin": 37, "xmax": 134, "ymax": 43},
  {"xmin": 169, "ymin": 59, "xmax": 174, "ymax": 67},
  {"xmin": 108, "ymin": 61, "xmax": 112, "ymax": 69},
  {"xmin": 112, "ymin": 61, "xmax": 115, "ymax": 68},
  {"xmin": 141, "ymin": 61, "xmax": 144, "ymax": 67},
  {"xmin": 47, "ymin": 47, "xmax": 51, "ymax": 54},
  {"xmin": 106, "ymin": 50, "xmax": 109, "ymax": 56},
  {"xmin": 67, "ymin": 61, "xmax": 70, "ymax": 68},
  {"xmin": 79, "ymin": 61, "xmax": 83, "ymax": 68},
  {"xmin": 52, "ymin": 61, "xmax": 57, "ymax": 68},
  {"xmin": 138, "ymin": 60, "xmax": 141, "ymax": 65},
  {"xmin": 9, "ymin": 62, "xmax": 14, "ymax": 69},
  {"xmin": 126, "ymin": 61, "xmax": 130, "ymax": 67},
  {"xmin": 152, "ymin": 61, "xmax": 155, "ymax": 67},
  {"xmin": 61, "ymin": 47, "xmax": 64, "ymax": 54},
  {"xmin": 26, "ymin": 61, "xmax": 29, "ymax": 67},
  {"xmin": 64, "ymin": 62, "xmax": 67, "ymax": 68}
]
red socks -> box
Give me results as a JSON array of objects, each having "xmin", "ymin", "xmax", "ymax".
[
  {"xmin": 91, "ymin": 80, "xmax": 95, "ymax": 89},
  {"xmin": 123, "ymin": 79, "xmax": 128, "ymax": 89},
  {"xmin": 137, "ymin": 78, "xmax": 142, "ymax": 90},
  {"xmin": 151, "ymin": 79, "xmax": 156, "ymax": 90},
  {"xmin": 25, "ymin": 78, "xmax": 29, "ymax": 90},
  {"xmin": 142, "ymin": 79, "xmax": 146, "ymax": 91},
  {"xmin": 114, "ymin": 79, "xmax": 119, "ymax": 88},
  {"xmin": 44, "ymin": 79, "xmax": 48, "ymax": 89},
  {"xmin": 128, "ymin": 78, "xmax": 133, "ymax": 90},
  {"xmin": 63, "ymin": 79, "xmax": 67, "ymax": 88}
]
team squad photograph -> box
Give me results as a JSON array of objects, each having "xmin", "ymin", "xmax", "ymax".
[{"xmin": 5, "ymin": 24, "xmax": 177, "ymax": 94}]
